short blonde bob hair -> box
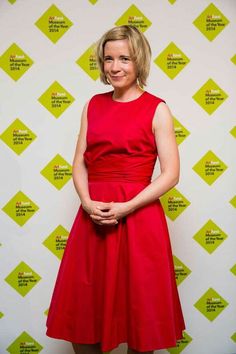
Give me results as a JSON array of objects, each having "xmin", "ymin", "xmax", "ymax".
[{"xmin": 96, "ymin": 25, "xmax": 151, "ymax": 87}]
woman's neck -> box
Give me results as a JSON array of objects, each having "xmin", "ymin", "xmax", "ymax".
[{"xmin": 112, "ymin": 85, "xmax": 144, "ymax": 102}]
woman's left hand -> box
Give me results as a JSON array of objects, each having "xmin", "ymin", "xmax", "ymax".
[{"xmin": 90, "ymin": 201, "xmax": 132, "ymax": 225}]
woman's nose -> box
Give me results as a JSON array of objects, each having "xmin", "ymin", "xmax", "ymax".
[{"xmin": 111, "ymin": 60, "xmax": 120, "ymax": 72}]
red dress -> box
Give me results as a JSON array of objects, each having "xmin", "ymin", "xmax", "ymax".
[{"xmin": 46, "ymin": 91, "xmax": 185, "ymax": 352}]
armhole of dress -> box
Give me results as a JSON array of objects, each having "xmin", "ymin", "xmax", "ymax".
[
  {"xmin": 151, "ymin": 98, "xmax": 166, "ymax": 139},
  {"xmin": 160, "ymin": 98, "xmax": 166, "ymax": 105},
  {"xmin": 77, "ymin": 98, "xmax": 92, "ymax": 137},
  {"xmin": 87, "ymin": 96, "xmax": 95, "ymax": 117},
  {"xmin": 152, "ymin": 98, "xmax": 167, "ymax": 119}
]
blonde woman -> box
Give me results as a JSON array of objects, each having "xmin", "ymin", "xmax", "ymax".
[{"xmin": 46, "ymin": 25, "xmax": 185, "ymax": 354}]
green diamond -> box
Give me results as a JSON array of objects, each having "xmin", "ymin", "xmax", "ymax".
[
  {"xmin": 43, "ymin": 225, "xmax": 69, "ymax": 259},
  {"xmin": 230, "ymin": 126, "xmax": 236, "ymax": 138},
  {"xmin": 8, "ymin": 0, "xmax": 16, "ymax": 4},
  {"xmin": 231, "ymin": 332, "xmax": 236, "ymax": 343},
  {"xmin": 41, "ymin": 154, "xmax": 72, "ymax": 190},
  {"xmin": 173, "ymin": 117, "xmax": 190, "ymax": 145},
  {"xmin": 194, "ymin": 287, "xmax": 228, "ymax": 321},
  {"xmin": 193, "ymin": 3, "xmax": 229, "ymax": 41},
  {"xmin": 173, "ymin": 255, "xmax": 191, "ymax": 286},
  {"xmin": 2, "ymin": 191, "xmax": 39, "ymax": 226},
  {"xmin": 76, "ymin": 44, "xmax": 100, "ymax": 81},
  {"xmin": 35, "ymin": 4, "xmax": 73, "ymax": 44},
  {"xmin": 7, "ymin": 331, "xmax": 43, "ymax": 353},
  {"xmin": 168, "ymin": 0, "xmax": 176, "ymax": 4},
  {"xmin": 160, "ymin": 188, "xmax": 190, "ymax": 221},
  {"xmin": 0, "ymin": 43, "xmax": 34, "ymax": 81},
  {"xmin": 231, "ymin": 55, "xmax": 236, "ymax": 65},
  {"xmin": 115, "ymin": 4, "xmax": 152, "ymax": 32},
  {"xmin": 154, "ymin": 42, "xmax": 190, "ymax": 79},
  {"xmin": 0, "ymin": 118, "xmax": 37, "ymax": 155},
  {"xmin": 193, "ymin": 219, "xmax": 227, "ymax": 254},
  {"xmin": 0, "ymin": 311, "xmax": 4, "ymax": 319},
  {"xmin": 38, "ymin": 81, "xmax": 75, "ymax": 118},
  {"xmin": 167, "ymin": 331, "xmax": 192, "ymax": 353},
  {"xmin": 193, "ymin": 150, "xmax": 227, "ymax": 185},
  {"xmin": 44, "ymin": 308, "xmax": 49, "ymax": 316},
  {"xmin": 230, "ymin": 264, "xmax": 236, "ymax": 276},
  {"xmin": 230, "ymin": 196, "xmax": 236, "ymax": 208},
  {"xmin": 89, "ymin": 0, "xmax": 98, "ymax": 4},
  {"xmin": 5, "ymin": 262, "xmax": 41, "ymax": 297},
  {"xmin": 192, "ymin": 78, "xmax": 228, "ymax": 115}
]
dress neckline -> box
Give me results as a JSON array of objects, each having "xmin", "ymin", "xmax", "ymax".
[{"xmin": 110, "ymin": 90, "xmax": 147, "ymax": 104}]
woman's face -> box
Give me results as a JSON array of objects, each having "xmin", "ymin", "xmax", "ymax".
[{"xmin": 103, "ymin": 39, "xmax": 137, "ymax": 91}]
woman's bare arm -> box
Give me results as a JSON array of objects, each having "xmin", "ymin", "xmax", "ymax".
[
  {"xmin": 72, "ymin": 102, "xmax": 91, "ymax": 207},
  {"xmin": 72, "ymin": 102, "xmax": 117, "ymax": 224},
  {"xmin": 125, "ymin": 102, "xmax": 179, "ymax": 212},
  {"xmin": 91, "ymin": 101, "xmax": 179, "ymax": 223}
]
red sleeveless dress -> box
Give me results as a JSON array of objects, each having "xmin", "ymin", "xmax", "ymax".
[{"xmin": 46, "ymin": 91, "xmax": 185, "ymax": 352}]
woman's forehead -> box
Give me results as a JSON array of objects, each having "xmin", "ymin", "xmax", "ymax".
[{"xmin": 104, "ymin": 39, "xmax": 131, "ymax": 53}]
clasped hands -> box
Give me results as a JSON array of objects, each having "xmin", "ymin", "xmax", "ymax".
[{"xmin": 83, "ymin": 200, "xmax": 132, "ymax": 226}]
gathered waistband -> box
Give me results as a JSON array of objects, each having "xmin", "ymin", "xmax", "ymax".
[
  {"xmin": 88, "ymin": 171, "xmax": 151, "ymax": 184},
  {"xmin": 87, "ymin": 158, "xmax": 155, "ymax": 184}
]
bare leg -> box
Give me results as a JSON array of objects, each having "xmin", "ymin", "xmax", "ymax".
[
  {"xmin": 72, "ymin": 343, "xmax": 102, "ymax": 354},
  {"xmin": 127, "ymin": 347, "xmax": 154, "ymax": 354}
]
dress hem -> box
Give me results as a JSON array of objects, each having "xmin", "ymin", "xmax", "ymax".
[{"xmin": 46, "ymin": 330, "xmax": 185, "ymax": 352}]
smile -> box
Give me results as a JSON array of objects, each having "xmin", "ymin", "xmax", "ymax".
[{"xmin": 110, "ymin": 76, "xmax": 124, "ymax": 79}]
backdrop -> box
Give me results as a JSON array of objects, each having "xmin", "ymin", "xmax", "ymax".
[{"xmin": 0, "ymin": 0, "xmax": 236, "ymax": 353}]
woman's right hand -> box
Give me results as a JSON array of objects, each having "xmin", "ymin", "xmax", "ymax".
[{"xmin": 82, "ymin": 200, "xmax": 118, "ymax": 225}]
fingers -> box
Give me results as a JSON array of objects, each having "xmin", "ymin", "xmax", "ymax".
[
  {"xmin": 90, "ymin": 213, "xmax": 115, "ymax": 222},
  {"xmin": 92, "ymin": 217, "xmax": 118, "ymax": 226},
  {"xmin": 96, "ymin": 210, "xmax": 115, "ymax": 218},
  {"xmin": 92, "ymin": 206, "xmax": 115, "ymax": 218},
  {"xmin": 96, "ymin": 201, "xmax": 114, "ymax": 210},
  {"xmin": 89, "ymin": 201, "xmax": 118, "ymax": 225}
]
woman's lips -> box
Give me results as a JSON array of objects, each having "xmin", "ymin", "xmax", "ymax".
[{"xmin": 110, "ymin": 76, "xmax": 124, "ymax": 79}]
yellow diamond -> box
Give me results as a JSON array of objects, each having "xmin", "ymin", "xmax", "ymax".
[
  {"xmin": 115, "ymin": 4, "xmax": 151, "ymax": 32},
  {"xmin": 230, "ymin": 126, "xmax": 236, "ymax": 138},
  {"xmin": 76, "ymin": 44, "xmax": 100, "ymax": 81},
  {"xmin": 193, "ymin": 3, "xmax": 229, "ymax": 41},
  {"xmin": 2, "ymin": 191, "xmax": 39, "ymax": 226},
  {"xmin": 35, "ymin": 4, "xmax": 73, "ymax": 43},
  {"xmin": 7, "ymin": 331, "xmax": 43, "ymax": 353},
  {"xmin": 160, "ymin": 187, "xmax": 190, "ymax": 221},
  {"xmin": 194, "ymin": 287, "xmax": 228, "ymax": 321},
  {"xmin": 38, "ymin": 81, "xmax": 75, "ymax": 118},
  {"xmin": 193, "ymin": 78, "xmax": 228, "ymax": 115},
  {"xmin": 229, "ymin": 196, "xmax": 236, "ymax": 208},
  {"xmin": 167, "ymin": 331, "xmax": 192, "ymax": 353},
  {"xmin": 193, "ymin": 150, "xmax": 227, "ymax": 185},
  {"xmin": 231, "ymin": 54, "xmax": 236, "ymax": 65},
  {"xmin": 41, "ymin": 154, "xmax": 72, "ymax": 190},
  {"xmin": 5, "ymin": 261, "xmax": 41, "ymax": 297},
  {"xmin": 154, "ymin": 42, "xmax": 190, "ymax": 79},
  {"xmin": 231, "ymin": 332, "xmax": 236, "ymax": 343},
  {"xmin": 43, "ymin": 225, "xmax": 69, "ymax": 259},
  {"xmin": 0, "ymin": 43, "xmax": 34, "ymax": 81},
  {"xmin": 193, "ymin": 219, "xmax": 228, "ymax": 254},
  {"xmin": 0, "ymin": 118, "xmax": 36, "ymax": 155},
  {"xmin": 173, "ymin": 117, "xmax": 190, "ymax": 145},
  {"xmin": 173, "ymin": 256, "xmax": 191, "ymax": 286}
]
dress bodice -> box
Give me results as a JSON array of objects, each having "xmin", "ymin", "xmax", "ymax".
[{"xmin": 83, "ymin": 91, "xmax": 165, "ymax": 183}]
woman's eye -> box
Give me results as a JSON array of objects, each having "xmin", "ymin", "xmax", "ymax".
[
  {"xmin": 104, "ymin": 57, "xmax": 112, "ymax": 62},
  {"xmin": 121, "ymin": 57, "xmax": 129, "ymax": 62}
]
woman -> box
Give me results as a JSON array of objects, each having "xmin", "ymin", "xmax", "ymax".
[{"xmin": 46, "ymin": 25, "xmax": 185, "ymax": 354}]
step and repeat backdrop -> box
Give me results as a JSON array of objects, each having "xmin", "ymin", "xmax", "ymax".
[{"xmin": 0, "ymin": 0, "xmax": 235, "ymax": 353}]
